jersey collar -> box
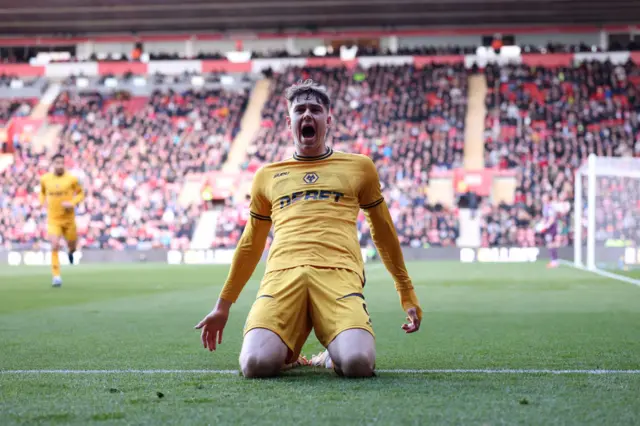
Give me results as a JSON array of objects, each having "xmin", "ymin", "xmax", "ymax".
[{"xmin": 293, "ymin": 147, "xmax": 333, "ymax": 162}]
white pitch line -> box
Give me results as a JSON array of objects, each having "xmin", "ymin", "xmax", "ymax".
[
  {"xmin": 558, "ymin": 260, "xmax": 640, "ymax": 288},
  {"xmin": 0, "ymin": 369, "xmax": 239, "ymax": 375},
  {"xmin": 2, "ymin": 369, "xmax": 640, "ymax": 375},
  {"xmin": 377, "ymin": 369, "xmax": 640, "ymax": 374}
]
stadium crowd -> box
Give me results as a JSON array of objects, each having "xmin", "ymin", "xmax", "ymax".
[
  {"xmin": 593, "ymin": 175, "xmax": 640, "ymax": 246},
  {"xmin": 0, "ymin": 88, "xmax": 248, "ymax": 250},
  {"xmin": 2, "ymin": 56, "xmax": 639, "ymax": 251},
  {"xmin": 0, "ymin": 98, "xmax": 32, "ymax": 126},
  {"xmin": 482, "ymin": 59, "xmax": 640, "ymax": 247}
]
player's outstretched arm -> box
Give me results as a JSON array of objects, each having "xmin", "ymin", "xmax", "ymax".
[
  {"xmin": 219, "ymin": 217, "xmax": 271, "ymax": 304},
  {"xmin": 358, "ymin": 156, "xmax": 422, "ymax": 333},
  {"xmin": 364, "ymin": 202, "xmax": 422, "ymax": 333},
  {"xmin": 195, "ymin": 218, "xmax": 271, "ymax": 351},
  {"xmin": 196, "ymin": 167, "xmax": 273, "ymax": 351},
  {"xmin": 195, "ymin": 218, "xmax": 271, "ymax": 350}
]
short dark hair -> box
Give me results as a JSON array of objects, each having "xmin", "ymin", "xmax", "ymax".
[
  {"xmin": 285, "ymin": 79, "xmax": 331, "ymax": 110},
  {"xmin": 52, "ymin": 153, "xmax": 64, "ymax": 161}
]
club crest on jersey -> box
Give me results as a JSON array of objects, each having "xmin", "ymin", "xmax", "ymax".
[{"xmin": 303, "ymin": 172, "xmax": 319, "ymax": 184}]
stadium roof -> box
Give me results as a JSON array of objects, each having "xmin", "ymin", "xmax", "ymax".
[{"xmin": 0, "ymin": 0, "xmax": 638, "ymax": 36}]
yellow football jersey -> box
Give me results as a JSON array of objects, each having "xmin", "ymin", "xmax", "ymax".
[
  {"xmin": 249, "ymin": 148, "xmax": 382, "ymax": 281},
  {"xmin": 39, "ymin": 172, "xmax": 84, "ymax": 223}
]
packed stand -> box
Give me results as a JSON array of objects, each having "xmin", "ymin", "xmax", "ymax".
[
  {"xmin": 0, "ymin": 98, "xmax": 33, "ymax": 126},
  {"xmin": 0, "ymin": 87, "xmax": 249, "ymax": 250},
  {"xmin": 592, "ymin": 175, "xmax": 640, "ymax": 246},
  {"xmin": 210, "ymin": 64, "xmax": 468, "ymax": 248},
  {"xmin": 482, "ymin": 59, "xmax": 640, "ymax": 247},
  {"xmin": 0, "ymin": 97, "xmax": 33, "ymax": 152}
]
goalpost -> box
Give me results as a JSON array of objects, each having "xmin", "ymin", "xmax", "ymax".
[{"xmin": 574, "ymin": 154, "xmax": 640, "ymax": 272}]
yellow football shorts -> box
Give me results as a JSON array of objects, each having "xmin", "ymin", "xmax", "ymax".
[
  {"xmin": 47, "ymin": 221, "xmax": 77, "ymax": 242},
  {"xmin": 244, "ymin": 265, "xmax": 374, "ymax": 363}
]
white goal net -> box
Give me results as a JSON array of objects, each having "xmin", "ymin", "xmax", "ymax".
[{"xmin": 575, "ymin": 155, "xmax": 640, "ymax": 271}]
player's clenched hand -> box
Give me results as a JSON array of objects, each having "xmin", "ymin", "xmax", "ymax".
[
  {"xmin": 401, "ymin": 307, "xmax": 421, "ymax": 334},
  {"xmin": 194, "ymin": 307, "xmax": 229, "ymax": 351},
  {"xmin": 61, "ymin": 201, "xmax": 73, "ymax": 210}
]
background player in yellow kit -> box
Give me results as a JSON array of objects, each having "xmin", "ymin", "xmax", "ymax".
[
  {"xmin": 39, "ymin": 153, "xmax": 85, "ymax": 287},
  {"xmin": 195, "ymin": 80, "xmax": 422, "ymax": 378}
]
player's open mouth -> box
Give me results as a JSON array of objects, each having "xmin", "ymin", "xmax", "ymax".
[{"xmin": 300, "ymin": 123, "xmax": 316, "ymax": 140}]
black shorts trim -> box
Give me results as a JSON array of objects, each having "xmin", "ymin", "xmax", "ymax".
[
  {"xmin": 256, "ymin": 294, "xmax": 274, "ymax": 300},
  {"xmin": 336, "ymin": 292, "xmax": 365, "ymax": 301}
]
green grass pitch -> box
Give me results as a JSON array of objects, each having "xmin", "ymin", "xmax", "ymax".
[{"xmin": 1, "ymin": 261, "xmax": 640, "ymax": 425}]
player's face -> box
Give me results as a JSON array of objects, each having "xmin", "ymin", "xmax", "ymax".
[
  {"xmin": 287, "ymin": 95, "xmax": 331, "ymax": 152},
  {"xmin": 52, "ymin": 158, "xmax": 65, "ymax": 175}
]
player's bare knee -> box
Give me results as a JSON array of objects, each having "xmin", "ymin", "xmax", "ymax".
[
  {"xmin": 240, "ymin": 353, "xmax": 282, "ymax": 378},
  {"xmin": 328, "ymin": 329, "xmax": 376, "ymax": 377},
  {"xmin": 239, "ymin": 329, "xmax": 288, "ymax": 378},
  {"xmin": 334, "ymin": 351, "xmax": 375, "ymax": 378}
]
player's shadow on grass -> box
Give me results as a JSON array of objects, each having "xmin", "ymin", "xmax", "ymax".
[
  {"xmin": 281, "ymin": 369, "xmax": 339, "ymax": 378},
  {"xmin": 253, "ymin": 368, "xmax": 381, "ymax": 381},
  {"xmin": 232, "ymin": 369, "xmax": 338, "ymax": 380},
  {"xmin": 269, "ymin": 369, "xmax": 490, "ymax": 383}
]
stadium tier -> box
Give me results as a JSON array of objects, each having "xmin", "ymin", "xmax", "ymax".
[
  {"xmin": 482, "ymin": 60, "xmax": 640, "ymax": 247},
  {"xmin": 1, "ymin": 88, "xmax": 249, "ymax": 250},
  {"xmin": 1, "ymin": 49, "xmax": 639, "ymax": 252}
]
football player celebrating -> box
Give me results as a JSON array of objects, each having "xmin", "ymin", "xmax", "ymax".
[
  {"xmin": 39, "ymin": 153, "xmax": 84, "ymax": 287},
  {"xmin": 196, "ymin": 80, "xmax": 422, "ymax": 378}
]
